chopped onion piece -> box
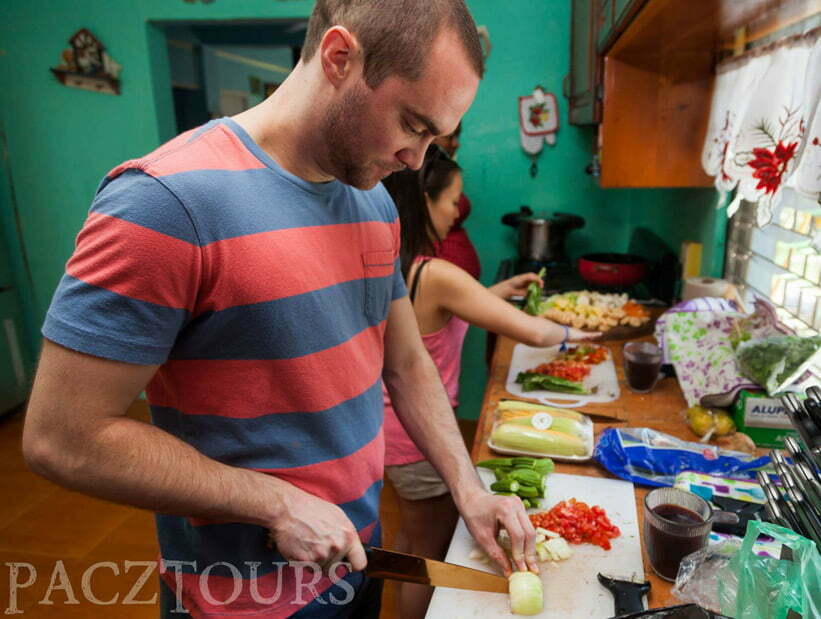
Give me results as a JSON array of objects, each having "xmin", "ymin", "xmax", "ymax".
[
  {"xmin": 508, "ymin": 571, "xmax": 543, "ymax": 615},
  {"xmin": 545, "ymin": 537, "xmax": 572, "ymax": 560}
]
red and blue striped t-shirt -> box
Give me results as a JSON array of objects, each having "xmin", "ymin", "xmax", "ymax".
[{"xmin": 42, "ymin": 117, "xmax": 407, "ymax": 617}]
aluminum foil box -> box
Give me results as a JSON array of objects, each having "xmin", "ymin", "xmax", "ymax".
[{"xmin": 732, "ymin": 389, "xmax": 799, "ymax": 448}]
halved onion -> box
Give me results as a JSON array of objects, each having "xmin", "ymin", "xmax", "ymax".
[{"xmin": 508, "ymin": 571, "xmax": 543, "ymax": 615}]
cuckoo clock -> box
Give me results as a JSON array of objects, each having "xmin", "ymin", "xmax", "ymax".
[
  {"xmin": 70, "ymin": 29, "xmax": 104, "ymax": 75},
  {"xmin": 51, "ymin": 29, "xmax": 122, "ymax": 95}
]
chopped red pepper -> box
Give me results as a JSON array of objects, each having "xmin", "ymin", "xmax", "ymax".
[
  {"xmin": 529, "ymin": 498, "xmax": 621, "ymax": 550},
  {"xmin": 529, "ymin": 360, "xmax": 591, "ymax": 382}
]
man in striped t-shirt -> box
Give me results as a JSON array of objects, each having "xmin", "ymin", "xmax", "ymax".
[{"xmin": 23, "ymin": 1, "xmax": 538, "ymax": 617}]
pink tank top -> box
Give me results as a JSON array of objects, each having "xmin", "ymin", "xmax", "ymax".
[{"xmin": 383, "ymin": 260, "xmax": 470, "ymax": 466}]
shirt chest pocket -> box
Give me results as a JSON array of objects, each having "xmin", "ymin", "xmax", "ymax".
[{"xmin": 362, "ymin": 250, "xmax": 394, "ymax": 324}]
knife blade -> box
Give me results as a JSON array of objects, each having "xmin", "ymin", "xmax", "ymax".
[{"xmin": 363, "ymin": 546, "xmax": 508, "ymax": 593}]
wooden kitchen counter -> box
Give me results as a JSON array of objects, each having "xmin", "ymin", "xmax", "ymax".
[{"xmin": 471, "ymin": 332, "xmax": 693, "ymax": 609}]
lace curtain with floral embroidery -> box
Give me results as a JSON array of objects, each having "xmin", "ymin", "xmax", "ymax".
[{"xmin": 702, "ymin": 29, "xmax": 821, "ymax": 228}]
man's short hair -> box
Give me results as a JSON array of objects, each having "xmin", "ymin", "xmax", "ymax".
[{"xmin": 301, "ymin": 0, "xmax": 484, "ymax": 88}]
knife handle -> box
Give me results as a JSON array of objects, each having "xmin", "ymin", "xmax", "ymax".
[
  {"xmin": 614, "ymin": 586, "xmax": 648, "ymax": 616},
  {"xmin": 597, "ymin": 573, "xmax": 649, "ymax": 617}
]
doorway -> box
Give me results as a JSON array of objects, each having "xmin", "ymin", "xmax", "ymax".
[
  {"xmin": 0, "ymin": 122, "xmax": 36, "ymax": 414},
  {"xmin": 159, "ymin": 20, "xmax": 305, "ymax": 134}
]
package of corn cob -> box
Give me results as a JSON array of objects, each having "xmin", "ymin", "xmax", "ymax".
[{"xmin": 487, "ymin": 399, "xmax": 595, "ymax": 462}]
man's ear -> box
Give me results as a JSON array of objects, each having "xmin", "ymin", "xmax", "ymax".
[{"xmin": 319, "ymin": 26, "xmax": 361, "ymax": 88}]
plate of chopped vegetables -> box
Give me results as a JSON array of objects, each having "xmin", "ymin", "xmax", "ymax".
[{"xmin": 505, "ymin": 343, "xmax": 620, "ymax": 406}]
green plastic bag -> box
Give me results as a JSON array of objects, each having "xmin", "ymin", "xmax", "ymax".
[
  {"xmin": 717, "ymin": 520, "xmax": 821, "ymax": 618},
  {"xmin": 735, "ymin": 335, "xmax": 821, "ymax": 395}
]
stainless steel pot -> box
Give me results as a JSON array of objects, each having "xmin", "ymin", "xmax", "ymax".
[{"xmin": 501, "ymin": 207, "xmax": 585, "ymax": 263}]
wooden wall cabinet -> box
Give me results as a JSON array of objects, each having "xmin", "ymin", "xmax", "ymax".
[
  {"xmin": 599, "ymin": 56, "xmax": 713, "ymax": 187},
  {"xmin": 567, "ymin": 0, "xmax": 790, "ymax": 188}
]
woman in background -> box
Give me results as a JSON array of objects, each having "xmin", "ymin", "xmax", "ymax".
[
  {"xmin": 381, "ymin": 146, "xmax": 598, "ymax": 619},
  {"xmin": 432, "ymin": 123, "xmax": 481, "ymax": 279}
]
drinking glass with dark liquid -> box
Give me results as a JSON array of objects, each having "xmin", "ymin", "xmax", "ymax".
[
  {"xmin": 643, "ymin": 488, "xmax": 714, "ymax": 581},
  {"xmin": 623, "ymin": 341, "xmax": 663, "ymax": 393}
]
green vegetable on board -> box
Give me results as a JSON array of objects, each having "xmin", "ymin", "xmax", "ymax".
[
  {"xmin": 477, "ymin": 458, "xmax": 515, "ymax": 469},
  {"xmin": 516, "ymin": 485, "xmax": 540, "ymax": 499},
  {"xmin": 516, "ymin": 371, "xmax": 587, "ymax": 394},
  {"xmin": 509, "ymin": 468, "xmax": 544, "ymax": 489},
  {"xmin": 482, "ymin": 457, "xmax": 554, "ymax": 505},
  {"xmin": 512, "ymin": 457, "xmax": 537, "ymax": 468},
  {"xmin": 533, "ymin": 458, "xmax": 555, "ymax": 475},
  {"xmin": 524, "ymin": 268, "xmax": 547, "ymax": 316},
  {"xmin": 491, "ymin": 479, "xmax": 520, "ymax": 493}
]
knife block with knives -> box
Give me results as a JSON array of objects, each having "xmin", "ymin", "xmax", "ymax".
[{"xmin": 773, "ymin": 389, "xmax": 821, "ymax": 547}]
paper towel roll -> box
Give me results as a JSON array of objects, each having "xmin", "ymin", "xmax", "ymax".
[{"xmin": 682, "ymin": 277, "xmax": 730, "ymax": 300}]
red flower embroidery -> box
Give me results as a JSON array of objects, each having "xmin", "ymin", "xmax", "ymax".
[
  {"xmin": 747, "ymin": 140, "xmax": 798, "ymax": 194},
  {"xmin": 813, "ymin": 136, "xmax": 820, "ymax": 146},
  {"xmin": 720, "ymin": 141, "xmax": 731, "ymax": 181}
]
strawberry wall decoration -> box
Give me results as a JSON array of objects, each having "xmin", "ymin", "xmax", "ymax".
[{"xmin": 519, "ymin": 86, "xmax": 558, "ymax": 177}]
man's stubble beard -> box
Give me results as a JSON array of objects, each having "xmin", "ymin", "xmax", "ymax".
[{"xmin": 321, "ymin": 84, "xmax": 379, "ymax": 190}]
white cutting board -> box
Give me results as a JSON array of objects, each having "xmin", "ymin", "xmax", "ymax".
[
  {"xmin": 505, "ymin": 343, "xmax": 620, "ymax": 408},
  {"xmin": 425, "ymin": 471, "xmax": 644, "ymax": 619}
]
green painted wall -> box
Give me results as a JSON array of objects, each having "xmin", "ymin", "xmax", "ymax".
[{"xmin": 0, "ymin": 0, "xmax": 724, "ymax": 420}]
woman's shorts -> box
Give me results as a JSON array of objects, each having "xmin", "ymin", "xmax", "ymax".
[{"xmin": 384, "ymin": 459, "xmax": 450, "ymax": 501}]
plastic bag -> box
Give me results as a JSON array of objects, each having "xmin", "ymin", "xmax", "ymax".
[
  {"xmin": 653, "ymin": 298, "xmax": 785, "ymax": 407},
  {"xmin": 736, "ymin": 335, "xmax": 821, "ymax": 396},
  {"xmin": 672, "ymin": 539, "xmax": 742, "ymax": 613},
  {"xmin": 593, "ymin": 428, "xmax": 771, "ymax": 487},
  {"xmin": 716, "ymin": 520, "xmax": 821, "ymax": 619}
]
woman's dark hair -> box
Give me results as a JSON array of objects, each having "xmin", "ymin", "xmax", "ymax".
[{"xmin": 383, "ymin": 145, "xmax": 461, "ymax": 279}]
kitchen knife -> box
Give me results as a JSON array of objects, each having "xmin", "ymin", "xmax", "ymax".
[
  {"xmin": 763, "ymin": 500, "xmax": 790, "ymax": 529},
  {"xmin": 784, "ymin": 485, "xmax": 821, "ymax": 547},
  {"xmin": 758, "ymin": 471, "xmax": 803, "ymax": 533},
  {"xmin": 805, "ymin": 385, "xmax": 821, "ymax": 407},
  {"xmin": 783, "ymin": 436, "xmax": 821, "ymax": 485},
  {"xmin": 794, "ymin": 462, "xmax": 821, "ymax": 505},
  {"xmin": 802, "ymin": 397, "xmax": 821, "ymax": 431},
  {"xmin": 363, "ymin": 546, "xmax": 509, "ymax": 593},
  {"xmin": 773, "ymin": 457, "xmax": 821, "ymax": 545},
  {"xmin": 781, "ymin": 394, "xmax": 821, "ymax": 464}
]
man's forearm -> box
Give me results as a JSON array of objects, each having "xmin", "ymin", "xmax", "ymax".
[
  {"xmin": 26, "ymin": 414, "xmax": 291, "ymax": 528},
  {"xmin": 383, "ymin": 352, "xmax": 484, "ymax": 505}
]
